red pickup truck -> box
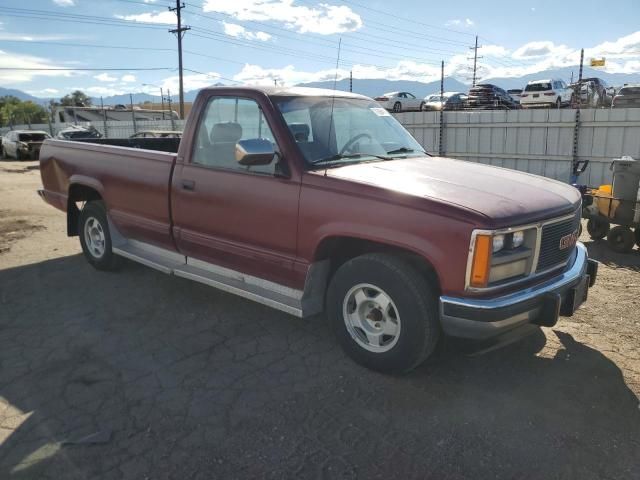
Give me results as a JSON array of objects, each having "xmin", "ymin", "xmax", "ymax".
[{"xmin": 39, "ymin": 86, "xmax": 598, "ymax": 373}]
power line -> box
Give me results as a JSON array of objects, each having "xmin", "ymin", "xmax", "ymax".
[
  {"xmin": 0, "ymin": 67, "xmax": 175, "ymax": 71},
  {"xmin": 182, "ymin": 68, "xmax": 242, "ymax": 84},
  {"xmin": 338, "ymin": 0, "xmax": 477, "ymax": 37}
]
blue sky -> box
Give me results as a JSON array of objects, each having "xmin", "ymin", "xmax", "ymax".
[{"xmin": 0, "ymin": 0, "xmax": 639, "ymax": 98}]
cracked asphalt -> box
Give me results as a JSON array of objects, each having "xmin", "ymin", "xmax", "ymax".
[{"xmin": 1, "ymin": 161, "xmax": 639, "ymax": 479}]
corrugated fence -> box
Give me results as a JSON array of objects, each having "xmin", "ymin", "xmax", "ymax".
[
  {"xmin": 395, "ymin": 107, "xmax": 640, "ymax": 186},
  {"xmin": 4, "ymin": 109, "xmax": 640, "ymax": 187}
]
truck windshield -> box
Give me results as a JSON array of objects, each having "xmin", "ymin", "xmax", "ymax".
[{"xmin": 274, "ymin": 96, "xmax": 425, "ymax": 168}]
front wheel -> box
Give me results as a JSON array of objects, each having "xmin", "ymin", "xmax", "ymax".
[
  {"xmin": 79, "ymin": 201, "xmax": 121, "ymax": 271},
  {"xmin": 419, "ymin": 101, "xmax": 425, "ymax": 111},
  {"xmin": 327, "ymin": 253, "xmax": 440, "ymax": 374}
]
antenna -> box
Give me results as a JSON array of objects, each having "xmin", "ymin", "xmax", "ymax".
[{"xmin": 325, "ymin": 37, "xmax": 342, "ymax": 177}]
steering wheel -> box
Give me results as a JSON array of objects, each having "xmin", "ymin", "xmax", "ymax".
[{"xmin": 339, "ymin": 132, "xmax": 373, "ymax": 155}]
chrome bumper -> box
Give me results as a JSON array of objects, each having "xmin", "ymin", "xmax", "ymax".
[{"xmin": 439, "ymin": 243, "xmax": 596, "ymax": 340}]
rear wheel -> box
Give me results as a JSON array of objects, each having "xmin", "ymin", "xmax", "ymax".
[
  {"xmin": 393, "ymin": 102, "xmax": 402, "ymax": 113},
  {"xmin": 607, "ymin": 226, "xmax": 635, "ymax": 253},
  {"xmin": 419, "ymin": 101, "xmax": 426, "ymax": 111},
  {"xmin": 78, "ymin": 201, "xmax": 120, "ymax": 271},
  {"xmin": 555, "ymin": 97, "xmax": 561, "ymax": 108},
  {"xmin": 327, "ymin": 253, "xmax": 440, "ymax": 374},
  {"xmin": 586, "ymin": 217, "xmax": 610, "ymax": 240}
]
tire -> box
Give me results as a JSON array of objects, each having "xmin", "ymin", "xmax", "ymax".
[
  {"xmin": 0, "ymin": 146, "xmax": 5, "ymax": 159},
  {"xmin": 555, "ymin": 98, "xmax": 561, "ymax": 109},
  {"xmin": 15, "ymin": 149, "xmax": 21, "ymax": 161},
  {"xmin": 635, "ymin": 228, "xmax": 640, "ymax": 248},
  {"xmin": 419, "ymin": 101, "xmax": 425, "ymax": 111},
  {"xmin": 78, "ymin": 201, "xmax": 120, "ymax": 271},
  {"xmin": 326, "ymin": 253, "xmax": 440, "ymax": 374},
  {"xmin": 393, "ymin": 102, "xmax": 402, "ymax": 113},
  {"xmin": 607, "ymin": 226, "xmax": 635, "ymax": 253},
  {"xmin": 586, "ymin": 217, "xmax": 610, "ymax": 240}
]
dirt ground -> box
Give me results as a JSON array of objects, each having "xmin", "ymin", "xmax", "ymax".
[{"xmin": 1, "ymin": 160, "xmax": 639, "ymax": 479}]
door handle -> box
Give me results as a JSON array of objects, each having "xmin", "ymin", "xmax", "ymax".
[{"xmin": 181, "ymin": 179, "xmax": 195, "ymax": 191}]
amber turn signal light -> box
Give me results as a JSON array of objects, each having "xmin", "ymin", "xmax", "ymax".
[{"xmin": 470, "ymin": 234, "xmax": 492, "ymax": 288}]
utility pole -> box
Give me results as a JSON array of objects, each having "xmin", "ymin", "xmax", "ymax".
[
  {"xmin": 468, "ymin": 35, "xmax": 482, "ymax": 86},
  {"xmin": 169, "ymin": 1, "xmax": 190, "ymax": 119},
  {"xmin": 130, "ymin": 93, "xmax": 137, "ymax": 134},
  {"xmin": 349, "ymin": 70, "xmax": 353, "ymax": 92},
  {"xmin": 571, "ymin": 48, "xmax": 584, "ymax": 183},
  {"xmin": 439, "ymin": 60, "xmax": 445, "ymax": 157}
]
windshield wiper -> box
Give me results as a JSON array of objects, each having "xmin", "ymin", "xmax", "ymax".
[
  {"xmin": 385, "ymin": 147, "xmax": 425, "ymax": 155},
  {"xmin": 311, "ymin": 152, "xmax": 392, "ymax": 167}
]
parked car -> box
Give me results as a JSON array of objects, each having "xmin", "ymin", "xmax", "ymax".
[
  {"xmin": 507, "ymin": 89, "xmax": 523, "ymax": 104},
  {"xmin": 582, "ymin": 77, "xmax": 613, "ymax": 107},
  {"xmin": 38, "ymin": 86, "xmax": 597, "ymax": 373},
  {"xmin": 466, "ymin": 84, "xmax": 519, "ymax": 109},
  {"xmin": 130, "ymin": 130, "xmax": 182, "ymax": 139},
  {"xmin": 1, "ymin": 130, "xmax": 51, "ymax": 160},
  {"xmin": 56, "ymin": 125, "xmax": 103, "ymax": 140},
  {"xmin": 374, "ymin": 92, "xmax": 424, "ymax": 112},
  {"xmin": 520, "ymin": 79, "xmax": 572, "ymax": 108},
  {"xmin": 422, "ymin": 92, "xmax": 467, "ymax": 111},
  {"xmin": 612, "ymin": 84, "xmax": 640, "ymax": 108}
]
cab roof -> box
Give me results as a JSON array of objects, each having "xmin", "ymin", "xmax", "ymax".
[{"xmin": 201, "ymin": 85, "xmax": 371, "ymax": 100}]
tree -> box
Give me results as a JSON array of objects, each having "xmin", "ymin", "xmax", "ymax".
[
  {"xmin": 0, "ymin": 96, "xmax": 46, "ymax": 126},
  {"xmin": 60, "ymin": 90, "xmax": 92, "ymax": 107}
]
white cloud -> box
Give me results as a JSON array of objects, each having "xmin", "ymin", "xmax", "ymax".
[
  {"xmin": 53, "ymin": 0, "xmax": 75, "ymax": 6},
  {"xmin": 26, "ymin": 88, "xmax": 59, "ymax": 96},
  {"xmin": 150, "ymin": 71, "xmax": 224, "ymax": 93},
  {"xmin": 203, "ymin": 0, "xmax": 362, "ymax": 35},
  {"xmin": 94, "ymin": 73, "xmax": 117, "ymax": 82},
  {"xmin": 445, "ymin": 18, "xmax": 474, "ymax": 27},
  {"xmin": 115, "ymin": 11, "xmax": 176, "ymax": 25},
  {"xmin": 0, "ymin": 33, "xmax": 75, "ymax": 41},
  {"xmin": 232, "ymin": 61, "xmax": 450, "ymax": 87},
  {"xmin": 121, "ymin": 74, "xmax": 137, "ymax": 83},
  {"xmin": 222, "ymin": 22, "xmax": 271, "ymax": 41},
  {"xmin": 513, "ymin": 41, "xmax": 568, "ymax": 59},
  {"xmin": 0, "ymin": 49, "xmax": 75, "ymax": 85}
]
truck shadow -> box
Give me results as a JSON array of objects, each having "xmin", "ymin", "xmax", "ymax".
[
  {"xmin": 1, "ymin": 255, "xmax": 639, "ymax": 479},
  {"xmin": 582, "ymin": 238, "xmax": 640, "ymax": 271}
]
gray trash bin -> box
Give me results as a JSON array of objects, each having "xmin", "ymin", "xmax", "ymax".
[{"xmin": 611, "ymin": 156, "xmax": 640, "ymax": 223}]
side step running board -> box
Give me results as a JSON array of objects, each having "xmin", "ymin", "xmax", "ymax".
[{"xmin": 111, "ymin": 238, "xmax": 306, "ymax": 318}]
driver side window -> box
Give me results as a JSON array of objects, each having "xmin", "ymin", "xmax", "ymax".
[{"xmin": 192, "ymin": 96, "xmax": 277, "ymax": 175}]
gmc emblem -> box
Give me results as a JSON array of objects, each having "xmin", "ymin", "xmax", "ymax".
[{"xmin": 559, "ymin": 230, "xmax": 579, "ymax": 250}]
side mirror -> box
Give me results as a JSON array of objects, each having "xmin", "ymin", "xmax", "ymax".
[{"xmin": 235, "ymin": 138, "xmax": 275, "ymax": 166}]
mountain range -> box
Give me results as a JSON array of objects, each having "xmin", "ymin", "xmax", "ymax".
[{"xmin": 2, "ymin": 66, "xmax": 638, "ymax": 106}]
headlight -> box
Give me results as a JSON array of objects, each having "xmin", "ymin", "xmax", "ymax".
[
  {"xmin": 511, "ymin": 231, "xmax": 524, "ymax": 248},
  {"xmin": 492, "ymin": 234, "xmax": 505, "ymax": 253},
  {"xmin": 468, "ymin": 228, "xmax": 535, "ymax": 289}
]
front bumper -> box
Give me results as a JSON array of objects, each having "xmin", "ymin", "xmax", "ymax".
[{"xmin": 439, "ymin": 243, "xmax": 597, "ymax": 342}]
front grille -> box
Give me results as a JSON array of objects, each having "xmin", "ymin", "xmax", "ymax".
[{"xmin": 536, "ymin": 212, "xmax": 581, "ymax": 272}]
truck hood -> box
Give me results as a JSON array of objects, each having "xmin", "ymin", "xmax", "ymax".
[{"xmin": 319, "ymin": 156, "xmax": 581, "ymax": 226}]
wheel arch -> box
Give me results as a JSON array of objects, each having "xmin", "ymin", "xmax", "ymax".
[
  {"xmin": 312, "ymin": 235, "xmax": 441, "ymax": 295},
  {"xmin": 67, "ymin": 179, "xmax": 104, "ymax": 236}
]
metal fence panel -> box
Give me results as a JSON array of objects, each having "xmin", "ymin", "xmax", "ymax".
[{"xmin": 397, "ymin": 108, "xmax": 640, "ymax": 187}]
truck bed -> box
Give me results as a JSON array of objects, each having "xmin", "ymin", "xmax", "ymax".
[
  {"xmin": 39, "ymin": 138, "xmax": 178, "ymax": 250},
  {"xmin": 71, "ymin": 137, "xmax": 180, "ymax": 153}
]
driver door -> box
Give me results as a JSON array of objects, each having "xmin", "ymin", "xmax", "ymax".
[{"xmin": 171, "ymin": 94, "xmax": 301, "ymax": 287}]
